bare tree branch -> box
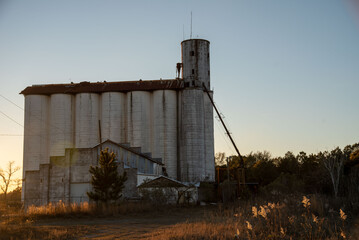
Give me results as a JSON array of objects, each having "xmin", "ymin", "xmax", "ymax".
[
  {"xmin": 215, "ymin": 152, "xmax": 226, "ymax": 166},
  {"xmin": 322, "ymin": 148, "xmax": 344, "ymax": 198},
  {"xmin": 0, "ymin": 161, "xmax": 20, "ymax": 203}
]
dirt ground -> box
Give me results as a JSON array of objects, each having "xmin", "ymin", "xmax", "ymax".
[{"xmin": 33, "ymin": 207, "xmax": 211, "ymax": 239}]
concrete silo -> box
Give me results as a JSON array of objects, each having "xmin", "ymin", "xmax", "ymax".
[
  {"xmin": 75, "ymin": 93, "xmax": 100, "ymax": 148},
  {"xmin": 181, "ymin": 39, "xmax": 211, "ymax": 89},
  {"xmin": 179, "ymin": 39, "xmax": 214, "ymax": 182},
  {"xmin": 152, "ymin": 90, "xmax": 178, "ymax": 179},
  {"xmin": 49, "ymin": 94, "xmax": 74, "ymax": 156},
  {"xmin": 126, "ymin": 91, "xmax": 152, "ymax": 153},
  {"xmin": 22, "ymin": 95, "xmax": 50, "ymax": 201},
  {"xmin": 101, "ymin": 92, "xmax": 126, "ymax": 144},
  {"xmin": 179, "ymin": 89, "xmax": 205, "ymax": 182},
  {"xmin": 23, "ymin": 95, "xmax": 50, "ymax": 170}
]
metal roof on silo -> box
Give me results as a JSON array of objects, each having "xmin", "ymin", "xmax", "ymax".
[{"xmin": 20, "ymin": 79, "xmax": 184, "ymax": 95}]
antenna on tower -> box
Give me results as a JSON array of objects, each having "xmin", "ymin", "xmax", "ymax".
[
  {"xmin": 183, "ymin": 24, "xmax": 185, "ymax": 40},
  {"xmin": 190, "ymin": 11, "xmax": 192, "ymax": 39}
]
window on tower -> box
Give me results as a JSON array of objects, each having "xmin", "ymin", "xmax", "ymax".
[
  {"xmin": 190, "ymin": 51, "xmax": 194, "ymax": 56},
  {"xmin": 192, "ymin": 69, "xmax": 195, "ymax": 74}
]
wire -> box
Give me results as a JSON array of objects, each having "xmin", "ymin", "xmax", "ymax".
[
  {"xmin": 0, "ymin": 93, "xmax": 69, "ymax": 134},
  {"xmin": 0, "ymin": 134, "xmax": 23, "ymax": 136},
  {"xmin": 214, "ymin": 116, "xmax": 235, "ymax": 155},
  {"xmin": 0, "ymin": 94, "xmax": 23, "ymax": 110},
  {"xmin": 0, "ymin": 110, "xmax": 23, "ymax": 127},
  {"xmin": 214, "ymin": 101, "xmax": 242, "ymax": 156}
]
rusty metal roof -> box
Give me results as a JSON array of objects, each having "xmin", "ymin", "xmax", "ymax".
[
  {"xmin": 138, "ymin": 176, "xmax": 188, "ymax": 188},
  {"xmin": 20, "ymin": 79, "xmax": 184, "ymax": 95}
]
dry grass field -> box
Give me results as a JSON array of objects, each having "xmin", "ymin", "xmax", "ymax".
[
  {"xmin": 0, "ymin": 202, "xmax": 207, "ymax": 239},
  {"xmin": 1, "ymin": 195, "xmax": 358, "ymax": 240}
]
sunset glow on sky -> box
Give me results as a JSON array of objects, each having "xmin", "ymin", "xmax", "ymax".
[{"xmin": 0, "ymin": 0, "xmax": 358, "ymax": 179}]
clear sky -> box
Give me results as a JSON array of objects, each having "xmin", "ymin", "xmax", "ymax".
[{"xmin": 0, "ymin": 0, "xmax": 358, "ymax": 178}]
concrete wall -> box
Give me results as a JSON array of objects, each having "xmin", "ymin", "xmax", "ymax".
[
  {"xmin": 39, "ymin": 164, "xmax": 50, "ymax": 205},
  {"xmin": 24, "ymin": 171, "xmax": 40, "ymax": 208},
  {"xmin": 204, "ymin": 92, "xmax": 215, "ymax": 181},
  {"xmin": 123, "ymin": 168, "xmax": 138, "ymax": 198},
  {"xmin": 23, "ymin": 95, "xmax": 50, "ymax": 170},
  {"xmin": 182, "ymin": 39, "xmax": 210, "ymax": 89},
  {"xmin": 75, "ymin": 93, "xmax": 100, "ymax": 148},
  {"xmin": 49, "ymin": 156, "xmax": 70, "ymax": 203},
  {"xmin": 23, "ymin": 95, "xmax": 50, "ymax": 202},
  {"xmin": 126, "ymin": 91, "xmax": 152, "ymax": 153},
  {"xmin": 101, "ymin": 92, "xmax": 126, "ymax": 143},
  {"xmin": 49, "ymin": 94, "xmax": 74, "ymax": 156},
  {"xmin": 24, "ymin": 143, "xmax": 158, "ymax": 205},
  {"xmin": 152, "ymin": 90, "xmax": 177, "ymax": 179},
  {"xmin": 179, "ymin": 89, "xmax": 205, "ymax": 182}
]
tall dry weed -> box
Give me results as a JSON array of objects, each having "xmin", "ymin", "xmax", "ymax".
[
  {"xmin": 25, "ymin": 200, "xmax": 158, "ymax": 218},
  {"xmin": 145, "ymin": 195, "xmax": 352, "ymax": 240}
]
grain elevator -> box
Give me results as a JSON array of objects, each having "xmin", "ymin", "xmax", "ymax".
[{"xmin": 21, "ymin": 39, "xmax": 215, "ymax": 206}]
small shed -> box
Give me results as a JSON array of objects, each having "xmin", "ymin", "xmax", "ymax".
[{"xmin": 138, "ymin": 176, "xmax": 198, "ymax": 204}]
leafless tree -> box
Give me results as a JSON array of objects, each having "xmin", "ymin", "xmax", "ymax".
[
  {"xmin": 350, "ymin": 147, "xmax": 359, "ymax": 162},
  {"xmin": 0, "ymin": 161, "xmax": 20, "ymax": 203},
  {"xmin": 322, "ymin": 148, "xmax": 344, "ymax": 198},
  {"xmin": 215, "ymin": 152, "xmax": 226, "ymax": 166}
]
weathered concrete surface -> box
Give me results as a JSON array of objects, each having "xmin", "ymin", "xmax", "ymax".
[
  {"xmin": 152, "ymin": 90, "xmax": 177, "ymax": 179},
  {"xmin": 126, "ymin": 91, "xmax": 152, "ymax": 153},
  {"xmin": 23, "ymin": 141, "xmax": 159, "ymax": 205},
  {"xmin": 204, "ymin": 91, "xmax": 215, "ymax": 181},
  {"xmin": 49, "ymin": 156, "xmax": 70, "ymax": 203},
  {"xmin": 24, "ymin": 171, "xmax": 40, "ymax": 208},
  {"xmin": 101, "ymin": 92, "xmax": 126, "ymax": 144},
  {"xmin": 123, "ymin": 168, "xmax": 138, "ymax": 199},
  {"xmin": 181, "ymin": 39, "xmax": 210, "ymax": 89},
  {"xmin": 49, "ymin": 94, "xmax": 74, "ymax": 156},
  {"xmin": 179, "ymin": 39, "xmax": 214, "ymax": 182},
  {"xmin": 75, "ymin": 93, "xmax": 100, "ymax": 148},
  {"xmin": 179, "ymin": 88, "xmax": 205, "ymax": 182}
]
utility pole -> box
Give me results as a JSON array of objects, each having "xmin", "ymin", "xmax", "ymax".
[
  {"xmin": 226, "ymin": 157, "xmax": 230, "ymax": 202},
  {"xmin": 203, "ymin": 83, "xmax": 245, "ymax": 191}
]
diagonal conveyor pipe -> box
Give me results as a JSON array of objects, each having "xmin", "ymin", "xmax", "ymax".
[{"xmin": 202, "ymin": 83, "xmax": 245, "ymax": 185}]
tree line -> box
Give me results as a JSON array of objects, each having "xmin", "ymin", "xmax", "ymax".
[{"xmin": 216, "ymin": 143, "xmax": 359, "ymax": 200}]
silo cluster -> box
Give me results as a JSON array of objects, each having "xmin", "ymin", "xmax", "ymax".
[
  {"xmin": 22, "ymin": 38, "xmax": 215, "ymax": 186},
  {"xmin": 23, "ymin": 90, "xmax": 179, "ymax": 179}
]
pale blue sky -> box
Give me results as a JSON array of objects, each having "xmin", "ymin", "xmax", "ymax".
[{"xmin": 0, "ymin": 0, "xmax": 358, "ymax": 173}]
